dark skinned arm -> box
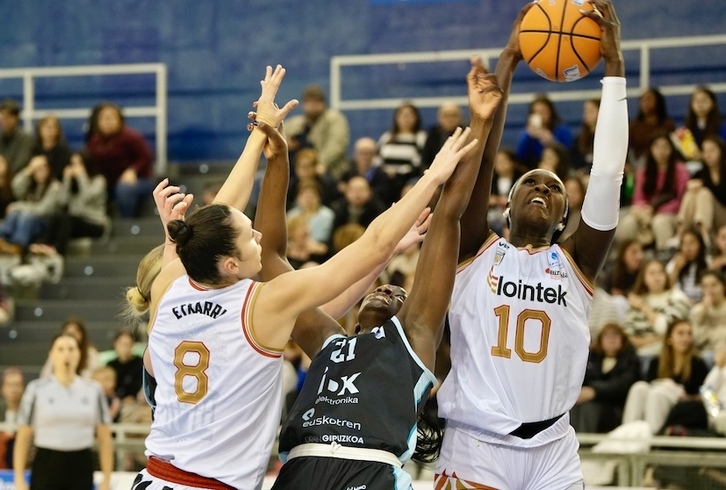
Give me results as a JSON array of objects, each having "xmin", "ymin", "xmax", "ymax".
[
  {"xmin": 254, "ymin": 123, "xmax": 432, "ymax": 353},
  {"xmin": 400, "ymin": 60, "xmax": 503, "ymax": 372},
  {"xmin": 458, "ymin": 4, "xmax": 531, "ymax": 261},
  {"xmin": 560, "ymin": 0, "xmax": 626, "ymax": 282},
  {"xmin": 253, "ymin": 122, "xmax": 346, "ymax": 359},
  {"xmin": 214, "ymin": 65, "xmax": 298, "ymax": 212}
]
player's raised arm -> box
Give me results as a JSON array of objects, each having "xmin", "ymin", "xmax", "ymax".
[
  {"xmin": 561, "ymin": 0, "xmax": 627, "ymax": 282},
  {"xmin": 459, "ymin": 4, "xmax": 531, "ymax": 261},
  {"xmin": 252, "ymin": 127, "xmax": 478, "ymax": 350},
  {"xmin": 253, "ymin": 121, "xmax": 346, "ymax": 357},
  {"xmin": 214, "ymin": 65, "xmax": 298, "ymax": 212},
  {"xmin": 254, "ymin": 121, "xmax": 295, "ymax": 281},
  {"xmin": 401, "ymin": 60, "xmax": 503, "ymax": 371},
  {"xmin": 254, "ymin": 121, "xmax": 432, "ymax": 356}
]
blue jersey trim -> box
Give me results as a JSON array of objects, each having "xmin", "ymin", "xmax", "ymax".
[{"xmin": 390, "ymin": 316, "xmax": 437, "ymax": 389}]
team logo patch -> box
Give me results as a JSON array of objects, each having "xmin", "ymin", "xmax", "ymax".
[
  {"xmin": 546, "ymin": 251, "xmax": 568, "ymax": 279},
  {"xmin": 494, "ymin": 242, "xmax": 509, "ymax": 266}
]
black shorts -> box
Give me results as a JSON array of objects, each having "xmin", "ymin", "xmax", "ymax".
[
  {"xmin": 30, "ymin": 447, "xmax": 93, "ymax": 490},
  {"xmin": 271, "ymin": 456, "xmax": 399, "ymax": 490}
]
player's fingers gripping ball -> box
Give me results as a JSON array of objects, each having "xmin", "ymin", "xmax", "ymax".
[{"xmin": 519, "ymin": 0, "xmax": 602, "ymax": 82}]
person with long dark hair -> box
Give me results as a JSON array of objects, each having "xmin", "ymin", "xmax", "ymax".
[
  {"xmin": 691, "ymin": 270, "xmax": 726, "ymax": 359},
  {"xmin": 516, "ymin": 94, "xmax": 573, "ymax": 170},
  {"xmin": 377, "ymin": 102, "xmax": 428, "ymax": 198},
  {"xmin": 677, "ymin": 135, "xmax": 726, "ymax": 245},
  {"xmin": 666, "ymin": 227, "xmax": 709, "ymax": 303},
  {"xmin": 84, "ymin": 102, "xmax": 153, "ymax": 218},
  {"xmin": 683, "ymin": 85, "xmax": 726, "ymax": 152},
  {"xmin": 603, "ymin": 238, "xmax": 645, "ymax": 297},
  {"xmin": 628, "ymin": 87, "xmax": 676, "ymax": 167},
  {"xmin": 0, "ymin": 155, "xmax": 63, "ymax": 255},
  {"xmin": 622, "ymin": 319, "xmax": 708, "ymax": 435},
  {"xmin": 624, "ymin": 259, "xmax": 691, "ymax": 356},
  {"xmin": 31, "ymin": 151, "xmax": 109, "ymax": 256},
  {"xmin": 31, "ymin": 115, "xmax": 71, "ymax": 181},
  {"xmin": 571, "ymin": 323, "xmax": 641, "ymax": 433},
  {"xmin": 616, "ymin": 131, "xmax": 690, "ymax": 252}
]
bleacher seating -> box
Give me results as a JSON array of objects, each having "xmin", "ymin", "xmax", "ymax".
[{"xmin": 0, "ymin": 164, "xmax": 228, "ymax": 381}]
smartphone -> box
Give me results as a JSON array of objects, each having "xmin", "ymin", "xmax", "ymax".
[{"xmin": 528, "ymin": 113, "xmax": 543, "ymax": 129}]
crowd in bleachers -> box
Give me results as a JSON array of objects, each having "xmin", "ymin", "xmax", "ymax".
[
  {"xmin": 0, "ymin": 97, "xmax": 157, "ymax": 309},
  {"xmin": 1, "ymin": 79, "xmax": 726, "ymax": 485}
]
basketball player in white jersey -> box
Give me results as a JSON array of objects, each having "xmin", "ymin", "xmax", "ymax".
[
  {"xmin": 130, "ymin": 65, "xmax": 479, "ymax": 489},
  {"xmin": 434, "ymin": 1, "xmax": 627, "ymax": 489}
]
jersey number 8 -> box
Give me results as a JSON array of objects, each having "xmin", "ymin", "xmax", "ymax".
[{"xmin": 173, "ymin": 341, "xmax": 211, "ymax": 404}]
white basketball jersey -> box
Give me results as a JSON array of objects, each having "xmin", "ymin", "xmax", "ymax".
[
  {"xmin": 438, "ymin": 234, "xmax": 593, "ymax": 447},
  {"xmin": 146, "ymin": 276, "xmax": 283, "ymax": 489}
]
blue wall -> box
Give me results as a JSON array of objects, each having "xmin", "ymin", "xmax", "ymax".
[{"xmin": 1, "ymin": 1, "xmax": 725, "ymax": 165}]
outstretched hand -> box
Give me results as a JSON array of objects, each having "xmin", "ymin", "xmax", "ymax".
[
  {"xmin": 252, "ymin": 65, "xmax": 299, "ymax": 128},
  {"xmin": 581, "ymin": 0, "xmax": 622, "ymax": 69},
  {"xmin": 394, "ymin": 207, "xmax": 432, "ymax": 255},
  {"xmin": 427, "ymin": 126, "xmax": 478, "ymax": 185},
  {"xmin": 467, "ymin": 57, "xmax": 503, "ymax": 121},
  {"xmin": 153, "ymin": 178, "xmax": 194, "ymax": 230}
]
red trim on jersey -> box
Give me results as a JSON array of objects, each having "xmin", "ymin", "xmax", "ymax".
[
  {"xmin": 241, "ymin": 282, "xmax": 283, "ymax": 358},
  {"xmin": 147, "ymin": 457, "xmax": 235, "ymax": 489},
  {"xmin": 559, "ymin": 247, "xmax": 595, "ymax": 296},
  {"xmin": 188, "ymin": 278, "xmax": 209, "ymax": 291},
  {"xmin": 457, "ymin": 233, "xmax": 499, "ymax": 274},
  {"xmin": 434, "ymin": 470, "xmax": 498, "ymax": 489}
]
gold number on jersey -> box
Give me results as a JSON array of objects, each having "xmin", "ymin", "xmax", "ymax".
[
  {"xmin": 173, "ymin": 341, "xmax": 210, "ymax": 404},
  {"xmin": 491, "ymin": 306, "xmax": 551, "ymax": 363}
]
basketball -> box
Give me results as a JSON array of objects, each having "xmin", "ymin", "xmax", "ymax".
[{"xmin": 519, "ymin": 0, "xmax": 603, "ymax": 82}]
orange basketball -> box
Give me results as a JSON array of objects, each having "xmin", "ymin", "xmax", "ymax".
[{"xmin": 519, "ymin": 0, "xmax": 603, "ymax": 82}]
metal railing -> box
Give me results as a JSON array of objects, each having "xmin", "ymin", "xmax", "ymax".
[
  {"xmin": 578, "ymin": 433, "xmax": 726, "ymax": 487},
  {"xmin": 330, "ymin": 33, "xmax": 726, "ymax": 111},
  {"xmin": 0, "ymin": 63, "xmax": 168, "ymax": 174},
  {"xmin": 4, "ymin": 422, "xmax": 726, "ymax": 487}
]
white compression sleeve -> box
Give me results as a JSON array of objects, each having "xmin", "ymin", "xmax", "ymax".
[{"xmin": 581, "ymin": 77, "xmax": 629, "ymax": 231}]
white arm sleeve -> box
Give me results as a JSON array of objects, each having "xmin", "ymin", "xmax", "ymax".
[{"xmin": 581, "ymin": 77, "xmax": 629, "ymax": 231}]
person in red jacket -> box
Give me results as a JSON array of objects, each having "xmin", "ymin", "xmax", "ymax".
[{"xmin": 85, "ymin": 102, "xmax": 154, "ymax": 217}]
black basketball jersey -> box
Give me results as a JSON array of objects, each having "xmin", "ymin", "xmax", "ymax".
[{"xmin": 278, "ymin": 316, "xmax": 436, "ymax": 463}]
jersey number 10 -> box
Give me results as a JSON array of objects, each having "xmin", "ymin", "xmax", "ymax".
[{"xmin": 490, "ymin": 305, "xmax": 551, "ymax": 363}]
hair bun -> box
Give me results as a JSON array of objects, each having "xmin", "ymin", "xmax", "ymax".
[{"xmin": 167, "ymin": 219, "xmax": 192, "ymax": 245}]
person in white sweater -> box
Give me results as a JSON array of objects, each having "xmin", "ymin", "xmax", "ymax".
[{"xmin": 36, "ymin": 150, "xmax": 110, "ymax": 256}]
